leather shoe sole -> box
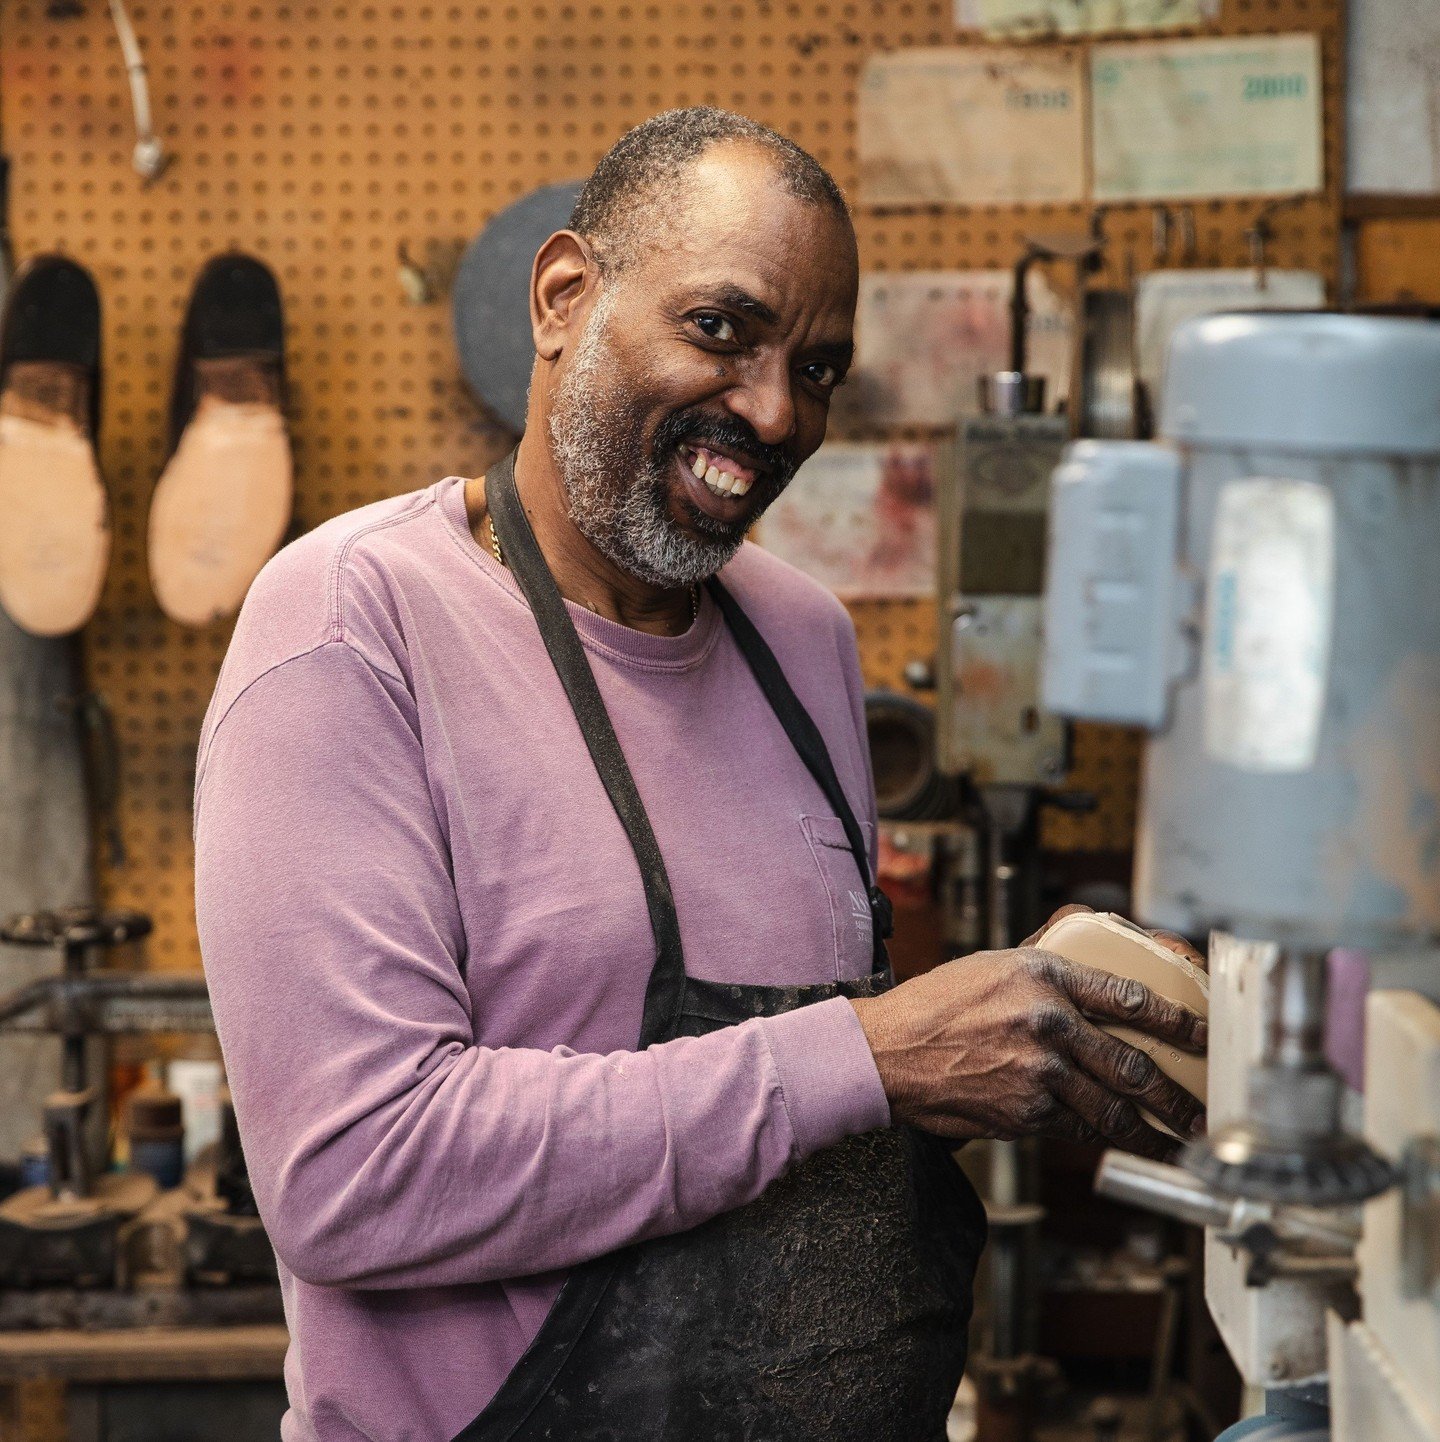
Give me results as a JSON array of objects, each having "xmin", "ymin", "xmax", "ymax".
[{"xmin": 0, "ymin": 256, "xmax": 110, "ymax": 637}]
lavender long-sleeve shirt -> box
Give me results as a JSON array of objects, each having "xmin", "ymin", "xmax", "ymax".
[{"xmin": 192, "ymin": 474, "xmax": 894, "ymax": 1442}]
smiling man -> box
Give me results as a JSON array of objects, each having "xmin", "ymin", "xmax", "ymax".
[{"xmin": 194, "ymin": 109, "xmax": 1205, "ymax": 1442}]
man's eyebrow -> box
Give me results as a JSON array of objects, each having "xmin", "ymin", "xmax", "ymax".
[
  {"xmin": 811, "ymin": 338, "xmax": 855, "ymax": 370},
  {"xmin": 688, "ymin": 283, "xmax": 854, "ymax": 368},
  {"xmin": 695, "ymin": 283, "xmax": 781, "ymax": 326}
]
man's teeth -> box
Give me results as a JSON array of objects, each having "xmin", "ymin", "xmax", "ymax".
[{"xmin": 687, "ymin": 450, "xmax": 752, "ymax": 499}]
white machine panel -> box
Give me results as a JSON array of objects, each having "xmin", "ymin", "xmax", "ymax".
[
  {"xmin": 1041, "ymin": 440, "xmax": 1184, "ymax": 730},
  {"xmin": 1329, "ymin": 1310, "xmax": 1438, "ymax": 1442},
  {"xmin": 1328, "ymin": 990, "xmax": 1440, "ymax": 1440}
]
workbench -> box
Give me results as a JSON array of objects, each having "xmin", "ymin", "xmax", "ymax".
[{"xmin": 0, "ymin": 1325, "xmax": 287, "ymax": 1442}]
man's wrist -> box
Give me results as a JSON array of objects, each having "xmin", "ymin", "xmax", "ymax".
[
  {"xmin": 760, "ymin": 997, "xmax": 892, "ymax": 1152},
  {"xmin": 841, "ymin": 997, "xmax": 899, "ymax": 1118}
]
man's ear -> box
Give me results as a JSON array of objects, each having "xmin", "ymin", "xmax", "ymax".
[{"xmin": 531, "ymin": 231, "xmax": 597, "ymax": 361}]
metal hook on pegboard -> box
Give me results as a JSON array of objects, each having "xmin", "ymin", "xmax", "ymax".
[
  {"xmin": 397, "ymin": 243, "xmax": 434, "ymax": 306},
  {"xmin": 107, "ymin": 0, "xmax": 170, "ymax": 184},
  {"xmin": 1246, "ymin": 194, "xmax": 1308, "ymax": 292}
]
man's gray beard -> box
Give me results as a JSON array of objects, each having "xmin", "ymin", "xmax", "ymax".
[{"xmin": 547, "ymin": 290, "xmax": 745, "ymax": 589}]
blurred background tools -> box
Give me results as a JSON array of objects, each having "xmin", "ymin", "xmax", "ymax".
[
  {"xmin": 1046, "ymin": 311, "xmax": 1440, "ymax": 1442},
  {"xmin": 453, "ymin": 181, "xmax": 584, "ymax": 434},
  {"xmin": 0, "ymin": 904, "xmax": 281, "ymax": 1346}
]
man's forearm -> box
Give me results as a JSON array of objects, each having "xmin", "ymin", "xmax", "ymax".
[{"xmin": 211, "ymin": 996, "xmax": 886, "ymax": 1290}]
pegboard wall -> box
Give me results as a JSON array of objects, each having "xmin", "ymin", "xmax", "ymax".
[{"xmin": 0, "ymin": 0, "xmax": 1344, "ymax": 970}]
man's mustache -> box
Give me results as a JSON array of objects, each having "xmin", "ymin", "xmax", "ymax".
[{"xmin": 653, "ymin": 409, "xmax": 798, "ymax": 489}]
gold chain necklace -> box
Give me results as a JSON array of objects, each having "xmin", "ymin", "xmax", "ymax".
[{"xmin": 486, "ymin": 512, "xmax": 698, "ymax": 627}]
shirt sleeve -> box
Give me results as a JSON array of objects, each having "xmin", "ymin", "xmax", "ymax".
[{"xmin": 193, "ymin": 640, "xmax": 889, "ymax": 1291}]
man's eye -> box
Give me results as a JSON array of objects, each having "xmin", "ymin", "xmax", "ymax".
[
  {"xmin": 694, "ymin": 312, "xmax": 737, "ymax": 343},
  {"xmin": 803, "ymin": 361, "xmax": 839, "ymax": 389}
]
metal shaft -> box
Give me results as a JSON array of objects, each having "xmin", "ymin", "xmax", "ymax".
[
  {"xmin": 1096, "ymin": 1151, "xmax": 1360, "ymax": 1254},
  {"xmin": 1095, "ymin": 1151, "xmax": 1234, "ymax": 1229},
  {"xmin": 1267, "ymin": 949, "xmax": 1328, "ymax": 1071}
]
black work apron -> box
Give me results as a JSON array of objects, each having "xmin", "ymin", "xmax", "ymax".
[{"xmin": 456, "ymin": 451, "xmax": 986, "ymax": 1442}]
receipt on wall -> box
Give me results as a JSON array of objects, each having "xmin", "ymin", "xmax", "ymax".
[
  {"xmin": 1091, "ymin": 34, "xmax": 1324, "ymax": 202},
  {"xmin": 859, "ymin": 47, "xmax": 1086, "ymax": 207},
  {"xmin": 956, "ymin": 0, "xmax": 1218, "ymax": 38}
]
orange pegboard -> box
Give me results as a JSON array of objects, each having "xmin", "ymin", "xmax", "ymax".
[
  {"xmin": 0, "ymin": 0, "xmax": 1344, "ymax": 966},
  {"xmin": 1354, "ymin": 217, "xmax": 1440, "ymax": 306}
]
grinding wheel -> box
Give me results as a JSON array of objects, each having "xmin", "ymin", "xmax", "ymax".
[{"xmin": 452, "ymin": 181, "xmax": 584, "ymax": 433}]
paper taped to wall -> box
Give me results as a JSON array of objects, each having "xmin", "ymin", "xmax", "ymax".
[
  {"xmin": 760, "ymin": 443, "xmax": 937, "ymax": 600},
  {"xmin": 1347, "ymin": 0, "xmax": 1440, "ymax": 194},
  {"xmin": 1135, "ymin": 268, "xmax": 1326, "ymax": 405},
  {"xmin": 956, "ymin": 0, "xmax": 1218, "ymax": 38},
  {"xmin": 859, "ymin": 47, "xmax": 1086, "ymax": 206},
  {"xmin": 1091, "ymin": 34, "xmax": 1324, "ymax": 202}
]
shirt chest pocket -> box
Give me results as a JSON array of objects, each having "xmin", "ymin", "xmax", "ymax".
[{"xmin": 800, "ymin": 813, "xmax": 877, "ymax": 982}]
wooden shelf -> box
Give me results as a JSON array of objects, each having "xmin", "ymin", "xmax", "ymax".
[
  {"xmin": 0, "ymin": 1325, "xmax": 288, "ymax": 1384},
  {"xmin": 1344, "ymin": 193, "xmax": 1440, "ymax": 221}
]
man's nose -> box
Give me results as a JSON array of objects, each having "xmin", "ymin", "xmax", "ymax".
[{"xmin": 724, "ymin": 364, "xmax": 797, "ymax": 449}]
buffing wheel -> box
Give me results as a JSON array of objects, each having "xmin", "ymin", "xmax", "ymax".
[{"xmin": 452, "ymin": 181, "xmax": 584, "ymax": 433}]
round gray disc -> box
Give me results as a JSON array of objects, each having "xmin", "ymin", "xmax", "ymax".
[{"xmin": 453, "ymin": 181, "xmax": 584, "ymax": 433}]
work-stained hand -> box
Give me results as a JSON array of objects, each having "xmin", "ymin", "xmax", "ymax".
[{"xmin": 849, "ymin": 937, "xmax": 1208, "ymax": 1160}]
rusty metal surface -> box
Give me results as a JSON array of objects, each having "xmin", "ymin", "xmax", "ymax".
[
  {"xmin": 4, "ymin": 1378, "xmax": 67, "ymax": 1442},
  {"xmin": 945, "ymin": 597, "xmax": 1068, "ymax": 787}
]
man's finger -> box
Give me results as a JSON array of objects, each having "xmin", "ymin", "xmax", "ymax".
[
  {"xmin": 1037, "ymin": 1108, "xmax": 1105, "ymax": 1149},
  {"xmin": 1065, "ymin": 1020, "xmax": 1205, "ymax": 1139},
  {"xmin": 1149, "ymin": 929, "xmax": 1207, "ymax": 972},
  {"xmin": 1040, "ymin": 954, "xmax": 1208, "ymax": 1051},
  {"xmin": 1048, "ymin": 1064, "xmax": 1178, "ymax": 1161},
  {"xmin": 1018, "ymin": 902, "xmax": 1093, "ymax": 950}
]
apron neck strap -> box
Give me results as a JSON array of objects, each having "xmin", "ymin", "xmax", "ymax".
[
  {"xmin": 486, "ymin": 450, "xmax": 688, "ymax": 1048},
  {"xmin": 704, "ymin": 576, "xmax": 892, "ymax": 970}
]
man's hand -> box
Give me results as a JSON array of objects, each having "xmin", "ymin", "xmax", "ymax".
[{"xmin": 849, "ymin": 940, "xmax": 1207, "ymax": 1160}]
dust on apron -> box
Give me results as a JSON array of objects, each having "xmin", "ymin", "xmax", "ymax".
[{"xmin": 456, "ymin": 451, "xmax": 986, "ymax": 1442}]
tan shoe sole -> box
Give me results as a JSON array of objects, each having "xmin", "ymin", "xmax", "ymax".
[
  {"xmin": 0, "ymin": 413, "xmax": 110, "ymax": 636},
  {"xmin": 147, "ymin": 398, "xmax": 293, "ymax": 627},
  {"xmin": 1036, "ymin": 910, "xmax": 1209, "ymax": 1138}
]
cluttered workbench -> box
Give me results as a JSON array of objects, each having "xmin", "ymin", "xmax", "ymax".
[{"xmin": 0, "ymin": 909, "xmax": 285, "ymax": 1441}]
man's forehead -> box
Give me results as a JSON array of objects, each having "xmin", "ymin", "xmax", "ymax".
[
  {"xmin": 633, "ymin": 148, "xmax": 857, "ymax": 322},
  {"xmin": 679, "ymin": 143, "xmax": 790, "ymax": 212},
  {"xmin": 676, "ymin": 148, "xmax": 851, "ymax": 254}
]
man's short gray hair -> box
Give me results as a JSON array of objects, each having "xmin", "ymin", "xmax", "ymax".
[{"xmin": 569, "ymin": 107, "xmax": 850, "ymax": 271}]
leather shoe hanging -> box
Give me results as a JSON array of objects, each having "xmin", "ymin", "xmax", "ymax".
[
  {"xmin": 0, "ymin": 255, "xmax": 111, "ymax": 637},
  {"xmin": 147, "ymin": 253, "xmax": 292, "ymax": 627}
]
